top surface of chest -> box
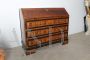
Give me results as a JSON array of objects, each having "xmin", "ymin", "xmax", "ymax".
[{"xmin": 21, "ymin": 8, "xmax": 69, "ymax": 20}]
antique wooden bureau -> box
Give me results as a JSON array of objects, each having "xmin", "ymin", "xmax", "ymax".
[{"xmin": 20, "ymin": 8, "xmax": 69, "ymax": 55}]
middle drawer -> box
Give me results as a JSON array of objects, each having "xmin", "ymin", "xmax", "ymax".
[{"xmin": 26, "ymin": 26, "xmax": 68, "ymax": 38}]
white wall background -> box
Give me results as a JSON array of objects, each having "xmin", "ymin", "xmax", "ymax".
[{"xmin": 0, "ymin": 0, "xmax": 86, "ymax": 48}]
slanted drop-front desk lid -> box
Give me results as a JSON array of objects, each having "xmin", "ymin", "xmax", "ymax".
[{"xmin": 20, "ymin": 8, "xmax": 69, "ymax": 20}]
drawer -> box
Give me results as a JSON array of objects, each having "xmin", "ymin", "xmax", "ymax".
[
  {"xmin": 45, "ymin": 19, "xmax": 54, "ymax": 26},
  {"xmin": 57, "ymin": 19, "xmax": 68, "ymax": 24},
  {"xmin": 27, "ymin": 34, "xmax": 68, "ymax": 46},
  {"xmin": 26, "ymin": 29, "xmax": 49, "ymax": 37},
  {"xmin": 26, "ymin": 19, "xmax": 68, "ymax": 29},
  {"xmin": 26, "ymin": 26, "xmax": 68, "ymax": 38},
  {"xmin": 26, "ymin": 20, "xmax": 46, "ymax": 29},
  {"xmin": 26, "ymin": 33, "xmax": 68, "ymax": 47},
  {"xmin": 53, "ymin": 26, "xmax": 68, "ymax": 32},
  {"xmin": 26, "ymin": 35, "xmax": 59, "ymax": 46},
  {"xmin": 27, "ymin": 40, "xmax": 37, "ymax": 46}
]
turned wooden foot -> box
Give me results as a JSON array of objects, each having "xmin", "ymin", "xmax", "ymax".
[
  {"xmin": 62, "ymin": 41, "xmax": 68, "ymax": 45},
  {"xmin": 25, "ymin": 49, "xmax": 36, "ymax": 55}
]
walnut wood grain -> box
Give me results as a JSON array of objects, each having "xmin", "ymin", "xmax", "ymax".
[{"xmin": 20, "ymin": 8, "xmax": 69, "ymax": 55}]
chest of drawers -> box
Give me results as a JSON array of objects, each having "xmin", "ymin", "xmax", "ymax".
[{"xmin": 20, "ymin": 8, "xmax": 69, "ymax": 55}]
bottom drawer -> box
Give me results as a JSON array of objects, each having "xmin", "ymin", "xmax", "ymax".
[
  {"xmin": 25, "ymin": 38, "xmax": 68, "ymax": 50},
  {"xmin": 26, "ymin": 33, "xmax": 68, "ymax": 47}
]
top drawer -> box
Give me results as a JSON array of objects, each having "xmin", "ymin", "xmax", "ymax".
[{"xmin": 26, "ymin": 18, "xmax": 68, "ymax": 29}]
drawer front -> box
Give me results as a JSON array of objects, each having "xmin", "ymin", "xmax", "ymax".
[
  {"xmin": 26, "ymin": 19, "xmax": 68, "ymax": 29},
  {"xmin": 54, "ymin": 19, "xmax": 68, "ymax": 25},
  {"xmin": 27, "ymin": 40, "xmax": 37, "ymax": 46},
  {"xmin": 26, "ymin": 26, "xmax": 68, "ymax": 38},
  {"xmin": 26, "ymin": 33, "xmax": 68, "ymax": 47}
]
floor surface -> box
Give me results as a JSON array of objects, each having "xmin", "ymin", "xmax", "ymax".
[{"xmin": 4, "ymin": 32, "xmax": 90, "ymax": 60}]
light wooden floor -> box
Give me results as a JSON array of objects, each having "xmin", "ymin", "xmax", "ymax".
[{"xmin": 5, "ymin": 32, "xmax": 90, "ymax": 60}]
